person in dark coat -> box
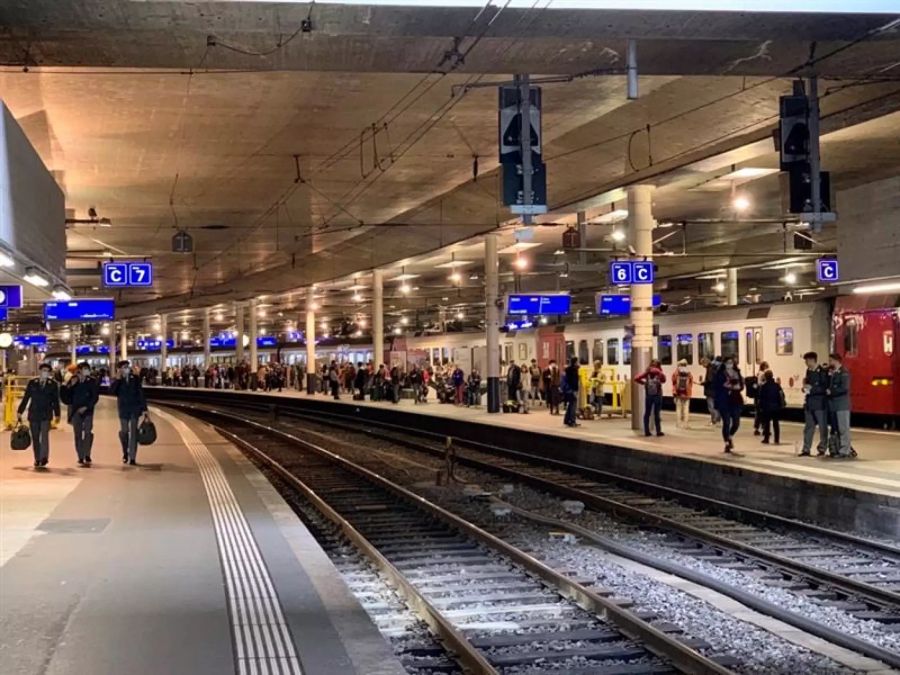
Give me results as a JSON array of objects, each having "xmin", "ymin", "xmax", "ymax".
[
  {"xmin": 563, "ymin": 357, "xmax": 580, "ymax": 427},
  {"xmin": 64, "ymin": 361, "xmax": 100, "ymax": 465},
  {"xmin": 800, "ymin": 351, "xmax": 829, "ymax": 456},
  {"xmin": 109, "ymin": 360, "xmax": 149, "ymax": 465},
  {"xmin": 17, "ymin": 363, "xmax": 61, "ymax": 468},
  {"xmin": 713, "ymin": 355, "xmax": 744, "ymax": 453},
  {"xmin": 757, "ymin": 370, "xmax": 784, "ymax": 445}
]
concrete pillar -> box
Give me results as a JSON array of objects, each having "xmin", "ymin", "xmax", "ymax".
[
  {"xmin": 235, "ymin": 303, "xmax": 245, "ymax": 364},
  {"xmin": 108, "ymin": 324, "xmax": 116, "ymax": 368},
  {"xmin": 577, "ymin": 210, "xmax": 587, "ymax": 266},
  {"xmin": 305, "ymin": 288, "xmax": 316, "ymax": 394},
  {"xmin": 485, "ymin": 232, "xmax": 501, "ymax": 413},
  {"xmin": 119, "ymin": 319, "xmax": 128, "ymax": 362},
  {"xmin": 70, "ymin": 334, "xmax": 77, "ymax": 365},
  {"xmin": 202, "ymin": 308, "xmax": 211, "ymax": 367},
  {"xmin": 160, "ymin": 314, "xmax": 168, "ymax": 369},
  {"xmin": 373, "ymin": 269, "xmax": 384, "ymax": 367},
  {"xmin": 628, "ymin": 185, "xmax": 655, "ymax": 431},
  {"xmin": 248, "ymin": 298, "xmax": 258, "ymax": 371},
  {"xmin": 726, "ymin": 268, "xmax": 738, "ymax": 306}
]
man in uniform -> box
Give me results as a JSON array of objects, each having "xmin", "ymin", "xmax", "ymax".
[
  {"xmin": 17, "ymin": 362, "xmax": 61, "ymax": 468},
  {"xmin": 800, "ymin": 351, "xmax": 829, "ymax": 456},
  {"xmin": 110, "ymin": 360, "xmax": 149, "ymax": 465},
  {"xmin": 64, "ymin": 361, "xmax": 100, "ymax": 465},
  {"xmin": 827, "ymin": 353, "xmax": 853, "ymax": 458}
]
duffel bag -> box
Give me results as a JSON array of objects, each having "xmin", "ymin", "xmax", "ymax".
[
  {"xmin": 10, "ymin": 423, "xmax": 31, "ymax": 451},
  {"xmin": 137, "ymin": 418, "xmax": 157, "ymax": 446}
]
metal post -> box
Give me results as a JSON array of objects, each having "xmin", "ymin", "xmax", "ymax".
[
  {"xmin": 234, "ymin": 303, "xmax": 245, "ymax": 365},
  {"xmin": 305, "ymin": 287, "xmax": 316, "ymax": 394},
  {"xmin": 485, "ymin": 233, "xmax": 501, "ymax": 413},
  {"xmin": 373, "ymin": 268, "xmax": 384, "ymax": 367},
  {"xmin": 119, "ymin": 319, "xmax": 128, "ymax": 362},
  {"xmin": 726, "ymin": 268, "xmax": 738, "ymax": 306},
  {"xmin": 518, "ymin": 73, "xmax": 533, "ymax": 226},
  {"xmin": 808, "ymin": 75, "xmax": 822, "ymax": 233},
  {"xmin": 160, "ymin": 314, "xmax": 168, "ymax": 370},
  {"xmin": 202, "ymin": 309, "xmax": 211, "ymax": 367},
  {"xmin": 249, "ymin": 298, "xmax": 258, "ymax": 372},
  {"xmin": 627, "ymin": 40, "xmax": 639, "ymax": 100},
  {"xmin": 577, "ymin": 211, "xmax": 587, "ymax": 266},
  {"xmin": 628, "ymin": 185, "xmax": 655, "ymax": 431},
  {"xmin": 108, "ymin": 323, "xmax": 116, "ymax": 369}
]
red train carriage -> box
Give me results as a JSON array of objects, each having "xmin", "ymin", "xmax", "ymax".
[{"xmin": 832, "ymin": 295, "xmax": 900, "ymax": 419}]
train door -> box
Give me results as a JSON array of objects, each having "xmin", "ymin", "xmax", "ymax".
[
  {"xmin": 836, "ymin": 309, "xmax": 898, "ymax": 416},
  {"xmin": 536, "ymin": 328, "xmax": 566, "ymax": 369},
  {"xmin": 744, "ymin": 326, "xmax": 764, "ymax": 369}
]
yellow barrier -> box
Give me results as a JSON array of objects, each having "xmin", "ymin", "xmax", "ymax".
[{"xmin": 603, "ymin": 367, "xmax": 631, "ymax": 418}]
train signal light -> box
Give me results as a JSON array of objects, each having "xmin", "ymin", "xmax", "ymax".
[{"xmin": 779, "ymin": 92, "xmax": 810, "ymax": 171}]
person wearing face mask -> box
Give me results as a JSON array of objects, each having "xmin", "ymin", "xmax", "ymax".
[
  {"xmin": 17, "ymin": 363, "xmax": 61, "ymax": 468},
  {"xmin": 109, "ymin": 360, "xmax": 149, "ymax": 465},
  {"xmin": 713, "ymin": 355, "xmax": 744, "ymax": 453},
  {"xmin": 64, "ymin": 362, "xmax": 100, "ymax": 465}
]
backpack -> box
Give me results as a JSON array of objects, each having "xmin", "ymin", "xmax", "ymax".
[{"xmin": 675, "ymin": 372, "xmax": 690, "ymax": 396}]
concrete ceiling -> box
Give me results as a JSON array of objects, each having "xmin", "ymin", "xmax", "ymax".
[{"xmin": 1, "ymin": 1, "xmax": 899, "ymax": 339}]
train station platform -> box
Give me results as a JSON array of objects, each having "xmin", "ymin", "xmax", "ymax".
[
  {"xmin": 0, "ymin": 400, "xmax": 406, "ymax": 675},
  {"xmin": 145, "ymin": 387, "xmax": 900, "ymax": 540}
]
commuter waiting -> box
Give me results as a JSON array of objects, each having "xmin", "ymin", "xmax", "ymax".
[
  {"xmin": 826, "ymin": 353, "xmax": 853, "ymax": 459},
  {"xmin": 17, "ymin": 363, "xmax": 61, "ymax": 468},
  {"xmin": 672, "ymin": 359, "xmax": 693, "ymax": 429},
  {"xmin": 758, "ymin": 370, "xmax": 785, "ymax": 445},
  {"xmin": 589, "ymin": 361, "xmax": 606, "ymax": 418},
  {"xmin": 563, "ymin": 357, "xmax": 580, "ymax": 428},
  {"xmin": 800, "ymin": 351, "xmax": 829, "ymax": 456},
  {"xmin": 634, "ymin": 359, "xmax": 667, "ymax": 437}
]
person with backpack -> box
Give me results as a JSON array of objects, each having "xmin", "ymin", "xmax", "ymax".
[
  {"xmin": 634, "ymin": 359, "xmax": 667, "ymax": 437},
  {"xmin": 672, "ymin": 359, "xmax": 693, "ymax": 429},
  {"xmin": 109, "ymin": 360, "xmax": 149, "ymax": 465},
  {"xmin": 714, "ymin": 355, "xmax": 744, "ymax": 453},
  {"xmin": 758, "ymin": 370, "xmax": 785, "ymax": 445},
  {"xmin": 62, "ymin": 361, "xmax": 100, "ymax": 466},
  {"xmin": 17, "ymin": 363, "xmax": 61, "ymax": 468}
]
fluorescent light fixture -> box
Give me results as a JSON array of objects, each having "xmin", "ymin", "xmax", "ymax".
[
  {"xmin": 595, "ymin": 209, "xmax": 629, "ymax": 224},
  {"xmin": 852, "ymin": 281, "xmax": 900, "ymax": 294},
  {"xmin": 0, "ymin": 251, "xmax": 13, "ymax": 267},
  {"xmin": 389, "ymin": 273, "xmax": 420, "ymax": 281},
  {"xmin": 499, "ymin": 242, "xmax": 541, "ymax": 254},
  {"xmin": 554, "ymin": 249, "xmax": 565, "ymax": 255},
  {"xmin": 51, "ymin": 286, "xmax": 72, "ymax": 301},
  {"xmin": 24, "ymin": 268, "xmax": 49, "ymax": 287},
  {"xmin": 435, "ymin": 260, "xmax": 473, "ymax": 269}
]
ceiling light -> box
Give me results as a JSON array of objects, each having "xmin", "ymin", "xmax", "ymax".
[
  {"xmin": 24, "ymin": 268, "xmax": 49, "ymax": 287},
  {"xmin": 554, "ymin": 249, "xmax": 565, "ymax": 255},
  {"xmin": 514, "ymin": 256, "xmax": 528, "ymax": 271},
  {"xmin": 784, "ymin": 271, "xmax": 797, "ymax": 285},
  {"xmin": 540, "ymin": 316, "xmax": 548, "ymax": 325},
  {"xmin": 260, "ymin": 327, "xmax": 267, "ymax": 335},
  {"xmin": 51, "ymin": 286, "xmax": 71, "ymax": 301},
  {"xmin": 352, "ymin": 292, "xmax": 362, "ymax": 302},
  {"xmin": 0, "ymin": 251, "xmax": 13, "ymax": 267},
  {"xmin": 713, "ymin": 281, "xmax": 726, "ymax": 293},
  {"xmin": 449, "ymin": 271, "xmax": 462, "ymax": 283},
  {"xmin": 852, "ymin": 281, "xmax": 900, "ymax": 294},
  {"xmin": 152, "ymin": 321, "xmax": 161, "ymax": 330},
  {"xmin": 320, "ymin": 320, "xmax": 328, "ymax": 330},
  {"xmin": 214, "ymin": 313, "xmax": 224, "ymax": 322},
  {"xmin": 611, "ymin": 229, "xmax": 626, "ymax": 242},
  {"xmin": 100, "ymin": 325, "xmax": 110, "ymax": 336},
  {"xmin": 469, "ymin": 273, "xmax": 479, "ymax": 281},
  {"xmin": 354, "ymin": 330, "xmax": 362, "ymax": 338},
  {"xmin": 455, "ymin": 311, "xmax": 464, "ymax": 320},
  {"xmin": 358, "ymin": 318, "xmax": 367, "ymax": 328},
  {"xmin": 400, "ymin": 316, "xmax": 409, "ymax": 325},
  {"xmin": 393, "ymin": 327, "xmax": 402, "ymax": 335},
  {"xmin": 732, "ymin": 194, "xmax": 751, "ymax": 212},
  {"xmin": 399, "ymin": 282, "xmax": 411, "ymax": 294}
]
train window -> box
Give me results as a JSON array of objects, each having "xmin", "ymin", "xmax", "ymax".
[
  {"xmin": 566, "ymin": 340, "xmax": 575, "ymax": 361},
  {"xmin": 676, "ymin": 334, "xmax": 693, "ymax": 364},
  {"xmin": 720, "ymin": 331, "xmax": 739, "ymax": 361},
  {"xmin": 592, "ymin": 339, "xmax": 603, "ymax": 364},
  {"xmin": 843, "ymin": 318, "xmax": 859, "ymax": 356},
  {"xmin": 578, "ymin": 339, "xmax": 589, "ymax": 365},
  {"xmin": 607, "ymin": 338, "xmax": 619, "ymax": 365},
  {"xmin": 776, "ymin": 327, "xmax": 794, "ymax": 356},
  {"xmin": 658, "ymin": 335, "xmax": 673, "ymax": 365},
  {"xmin": 623, "ymin": 336, "xmax": 632, "ymax": 365},
  {"xmin": 698, "ymin": 332, "xmax": 714, "ymax": 361}
]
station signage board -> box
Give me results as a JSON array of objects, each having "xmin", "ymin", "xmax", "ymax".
[
  {"xmin": 609, "ymin": 261, "xmax": 654, "ymax": 285},
  {"xmin": 597, "ymin": 294, "xmax": 662, "ymax": 316},
  {"xmin": 44, "ymin": 299, "xmax": 116, "ymax": 322},
  {"xmin": 0, "ymin": 285, "xmax": 23, "ymax": 308},
  {"xmin": 816, "ymin": 258, "xmax": 839, "ymax": 284},
  {"xmin": 14, "ymin": 334, "xmax": 47, "ymax": 346},
  {"xmin": 506, "ymin": 294, "xmax": 571, "ymax": 316},
  {"xmin": 103, "ymin": 261, "xmax": 153, "ymax": 288},
  {"xmin": 76, "ymin": 344, "xmax": 111, "ymax": 355}
]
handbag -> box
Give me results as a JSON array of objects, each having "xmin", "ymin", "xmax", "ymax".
[
  {"xmin": 137, "ymin": 419, "xmax": 157, "ymax": 445},
  {"xmin": 10, "ymin": 423, "xmax": 31, "ymax": 451}
]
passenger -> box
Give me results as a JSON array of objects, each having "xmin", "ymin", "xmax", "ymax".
[
  {"xmin": 528, "ymin": 359, "xmax": 542, "ymax": 408},
  {"xmin": 634, "ymin": 359, "xmax": 667, "ymax": 437},
  {"xmin": 109, "ymin": 360, "xmax": 149, "ymax": 465},
  {"xmin": 354, "ymin": 361, "xmax": 367, "ymax": 400},
  {"xmin": 466, "ymin": 368, "xmax": 481, "ymax": 407},
  {"xmin": 506, "ymin": 360, "xmax": 526, "ymax": 413},
  {"xmin": 543, "ymin": 360, "xmax": 560, "ymax": 416},
  {"xmin": 64, "ymin": 361, "xmax": 100, "ymax": 465},
  {"xmin": 589, "ymin": 361, "xmax": 606, "ymax": 417},
  {"xmin": 800, "ymin": 351, "xmax": 829, "ymax": 456},
  {"xmin": 672, "ymin": 359, "xmax": 693, "ymax": 429},
  {"xmin": 826, "ymin": 353, "xmax": 853, "ymax": 458},
  {"xmin": 328, "ymin": 361, "xmax": 340, "ymax": 400},
  {"xmin": 758, "ymin": 370, "xmax": 785, "ymax": 445},
  {"xmin": 451, "ymin": 364, "xmax": 465, "ymax": 405},
  {"xmin": 562, "ymin": 357, "xmax": 580, "ymax": 427},
  {"xmin": 700, "ymin": 356, "xmax": 721, "ymax": 425},
  {"xmin": 17, "ymin": 363, "xmax": 61, "ymax": 468},
  {"xmin": 714, "ymin": 355, "xmax": 744, "ymax": 453},
  {"xmin": 750, "ymin": 360, "xmax": 770, "ymax": 436},
  {"xmin": 421, "ymin": 366, "xmax": 431, "ymax": 402}
]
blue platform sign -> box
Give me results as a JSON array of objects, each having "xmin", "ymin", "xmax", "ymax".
[
  {"xmin": 632, "ymin": 261, "xmax": 654, "ymax": 284},
  {"xmin": 103, "ymin": 261, "xmax": 153, "ymax": 288},
  {"xmin": 597, "ymin": 294, "xmax": 662, "ymax": 316},
  {"xmin": 44, "ymin": 299, "xmax": 116, "ymax": 322},
  {"xmin": 0, "ymin": 285, "xmax": 23, "ymax": 308},
  {"xmin": 257, "ymin": 335, "xmax": 277, "ymax": 348},
  {"xmin": 609, "ymin": 262, "xmax": 633, "ymax": 285},
  {"xmin": 14, "ymin": 335, "xmax": 48, "ymax": 347},
  {"xmin": 816, "ymin": 259, "xmax": 839, "ymax": 284},
  {"xmin": 506, "ymin": 294, "xmax": 571, "ymax": 316},
  {"xmin": 0, "ymin": 308, "xmax": 6, "ymax": 321},
  {"xmin": 609, "ymin": 261, "xmax": 654, "ymax": 285}
]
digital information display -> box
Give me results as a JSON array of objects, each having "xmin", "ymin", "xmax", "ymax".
[
  {"xmin": 44, "ymin": 299, "xmax": 115, "ymax": 322},
  {"xmin": 14, "ymin": 334, "xmax": 48, "ymax": 346},
  {"xmin": 506, "ymin": 294, "xmax": 571, "ymax": 316},
  {"xmin": 0, "ymin": 285, "xmax": 23, "ymax": 308},
  {"xmin": 597, "ymin": 294, "xmax": 661, "ymax": 315}
]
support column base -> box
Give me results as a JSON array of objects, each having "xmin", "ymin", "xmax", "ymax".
[
  {"xmin": 486, "ymin": 377, "xmax": 501, "ymax": 413},
  {"xmin": 306, "ymin": 373, "xmax": 317, "ymax": 395}
]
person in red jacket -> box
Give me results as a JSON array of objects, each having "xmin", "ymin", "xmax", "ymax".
[
  {"xmin": 672, "ymin": 359, "xmax": 694, "ymax": 429},
  {"xmin": 634, "ymin": 359, "xmax": 667, "ymax": 437}
]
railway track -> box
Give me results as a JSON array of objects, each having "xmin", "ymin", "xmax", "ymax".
[{"xmin": 187, "ymin": 406, "xmax": 734, "ymax": 675}]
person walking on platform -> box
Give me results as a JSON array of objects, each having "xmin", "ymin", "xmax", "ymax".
[
  {"xmin": 589, "ymin": 361, "xmax": 606, "ymax": 418},
  {"xmin": 700, "ymin": 356, "xmax": 720, "ymax": 425},
  {"xmin": 64, "ymin": 361, "xmax": 100, "ymax": 465},
  {"xmin": 800, "ymin": 351, "xmax": 829, "ymax": 456},
  {"xmin": 634, "ymin": 359, "xmax": 667, "ymax": 437},
  {"xmin": 110, "ymin": 360, "xmax": 149, "ymax": 465},
  {"xmin": 826, "ymin": 353, "xmax": 853, "ymax": 458},
  {"xmin": 672, "ymin": 359, "xmax": 693, "ymax": 429},
  {"xmin": 563, "ymin": 357, "xmax": 580, "ymax": 427},
  {"xmin": 758, "ymin": 370, "xmax": 785, "ymax": 445},
  {"xmin": 17, "ymin": 363, "xmax": 61, "ymax": 468},
  {"xmin": 748, "ymin": 360, "xmax": 769, "ymax": 436},
  {"xmin": 714, "ymin": 356, "xmax": 744, "ymax": 453}
]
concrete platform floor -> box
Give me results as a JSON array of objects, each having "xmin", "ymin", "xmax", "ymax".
[
  {"xmin": 196, "ymin": 387, "xmax": 900, "ymax": 499},
  {"xmin": 0, "ymin": 400, "xmax": 405, "ymax": 675}
]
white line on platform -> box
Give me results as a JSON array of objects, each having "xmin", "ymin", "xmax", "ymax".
[{"xmin": 155, "ymin": 408, "xmax": 303, "ymax": 675}]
